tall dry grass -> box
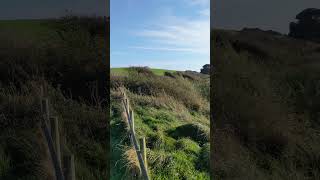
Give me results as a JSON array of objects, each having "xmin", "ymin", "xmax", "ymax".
[
  {"xmin": 211, "ymin": 29, "xmax": 320, "ymax": 179},
  {"xmin": 0, "ymin": 15, "xmax": 109, "ymax": 179}
]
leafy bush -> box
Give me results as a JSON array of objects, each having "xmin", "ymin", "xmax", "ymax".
[{"xmin": 128, "ymin": 66, "xmax": 155, "ymax": 76}]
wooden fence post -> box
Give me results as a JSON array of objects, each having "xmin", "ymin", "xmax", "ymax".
[
  {"xmin": 64, "ymin": 154, "xmax": 76, "ymax": 180},
  {"xmin": 42, "ymin": 99, "xmax": 51, "ymax": 133},
  {"xmin": 130, "ymin": 110, "xmax": 135, "ymax": 131},
  {"xmin": 125, "ymin": 98, "xmax": 130, "ymax": 112},
  {"xmin": 40, "ymin": 86, "xmax": 44, "ymax": 112},
  {"xmin": 50, "ymin": 116, "xmax": 61, "ymax": 168},
  {"xmin": 61, "ymin": 135, "xmax": 66, "ymax": 150},
  {"xmin": 40, "ymin": 86, "xmax": 44, "ymax": 98},
  {"xmin": 139, "ymin": 138, "xmax": 147, "ymax": 170}
]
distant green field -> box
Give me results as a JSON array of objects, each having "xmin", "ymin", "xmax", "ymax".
[{"xmin": 111, "ymin": 67, "xmax": 176, "ymax": 76}]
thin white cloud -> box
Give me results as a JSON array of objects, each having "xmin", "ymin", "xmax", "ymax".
[
  {"xmin": 187, "ymin": 0, "xmax": 209, "ymax": 6},
  {"xmin": 132, "ymin": 11, "xmax": 210, "ymax": 55},
  {"xmin": 110, "ymin": 51, "xmax": 127, "ymax": 55},
  {"xmin": 199, "ymin": 8, "xmax": 210, "ymax": 17},
  {"xmin": 125, "ymin": 58, "xmax": 208, "ymax": 71},
  {"xmin": 130, "ymin": 46, "xmax": 195, "ymax": 52}
]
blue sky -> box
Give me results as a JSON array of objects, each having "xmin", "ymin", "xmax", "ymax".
[{"xmin": 111, "ymin": 0, "xmax": 210, "ymax": 71}]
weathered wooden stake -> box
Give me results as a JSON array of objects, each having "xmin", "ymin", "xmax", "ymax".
[
  {"xmin": 139, "ymin": 137, "xmax": 147, "ymax": 170},
  {"xmin": 127, "ymin": 99, "xmax": 130, "ymax": 112},
  {"xmin": 50, "ymin": 117, "xmax": 61, "ymax": 168},
  {"xmin": 40, "ymin": 87, "xmax": 44, "ymax": 113},
  {"xmin": 40, "ymin": 86, "xmax": 44, "ymax": 98},
  {"xmin": 64, "ymin": 154, "xmax": 76, "ymax": 180},
  {"xmin": 42, "ymin": 99, "xmax": 51, "ymax": 132},
  {"xmin": 130, "ymin": 110, "xmax": 135, "ymax": 131},
  {"xmin": 125, "ymin": 98, "xmax": 130, "ymax": 112},
  {"xmin": 61, "ymin": 135, "xmax": 67, "ymax": 158}
]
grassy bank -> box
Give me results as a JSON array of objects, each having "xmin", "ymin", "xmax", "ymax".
[
  {"xmin": 212, "ymin": 28, "xmax": 320, "ymax": 179},
  {"xmin": 0, "ymin": 16, "xmax": 108, "ymax": 179},
  {"xmin": 110, "ymin": 67, "xmax": 210, "ymax": 179}
]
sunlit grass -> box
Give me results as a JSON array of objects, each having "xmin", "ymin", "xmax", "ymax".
[{"xmin": 111, "ymin": 67, "xmax": 176, "ymax": 76}]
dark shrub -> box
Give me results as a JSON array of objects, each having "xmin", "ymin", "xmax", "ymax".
[
  {"xmin": 197, "ymin": 143, "xmax": 210, "ymax": 171},
  {"xmin": 164, "ymin": 72, "xmax": 175, "ymax": 78},
  {"xmin": 128, "ymin": 66, "xmax": 154, "ymax": 76},
  {"xmin": 200, "ymin": 64, "xmax": 210, "ymax": 75},
  {"xmin": 168, "ymin": 123, "xmax": 209, "ymax": 145}
]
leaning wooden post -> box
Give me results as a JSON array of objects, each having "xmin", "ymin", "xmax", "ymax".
[
  {"xmin": 139, "ymin": 137, "xmax": 147, "ymax": 170},
  {"xmin": 130, "ymin": 110, "xmax": 135, "ymax": 131},
  {"xmin": 39, "ymin": 86, "xmax": 44, "ymax": 112},
  {"xmin": 61, "ymin": 135, "xmax": 66, "ymax": 151},
  {"xmin": 125, "ymin": 98, "xmax": 130, "ymax": 112},
  {"xmin": 64, "ymin": 154, "xmax": 76, "ymax": 180},
  {"xmin": 50, "ymin": 116, "xmax": 61, "ymax": 168},
  {"xmin": 42, "ymin": 99, "xmax": 51, "ymax": 133}
]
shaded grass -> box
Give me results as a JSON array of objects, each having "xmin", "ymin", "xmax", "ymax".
[
  {"xmin": 168, "ymin": 123, "xmax": 210, "ymax": 145},
  {"xmin": 110, "ymin": 91, "xmax": 133, "ymax": 180}
]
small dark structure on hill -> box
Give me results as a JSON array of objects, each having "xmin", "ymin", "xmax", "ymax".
[
  {"xmin": 289, "ymin": 8, "xmax": 320, "ymax": 42},
  {"xmin": 200, "ymin": 64, "xmax": 210, "ymax": 74}
]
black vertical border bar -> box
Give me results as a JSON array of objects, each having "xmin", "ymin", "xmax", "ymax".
[
  {"xmin": 210, "ymin": 0, "xmax": 214, "ymax": 179},
  {"xmin": 104, "ymin": 0, "xmax": 110, "ymax": 179},
  {"xmin": 106, "ymin": 0, "xmax": 110, "ymax": 178}
]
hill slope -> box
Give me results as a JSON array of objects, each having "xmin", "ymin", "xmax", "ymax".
[
  {"xmin": 110, "ymin": 68, "xmax": 210, "ymax": 179},
  {"xmin": 212, "ymin": 28, "xmax": 320, "ymax": 179}
]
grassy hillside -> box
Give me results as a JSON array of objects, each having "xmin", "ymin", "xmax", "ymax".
[
  {"xmin": 110, "ymin": 67, "xmax": 210, "ymax": 179},
  {"xmin": 111, "ymin": 67, "xmax": 176, "ymax": 76},
  {"xmin": 212, "ymin": 28, "xmax": 320, "ymax": 179},
  {"xmin": 0, "ymin": 16, "xmax": 108, "ymax": 179}
]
